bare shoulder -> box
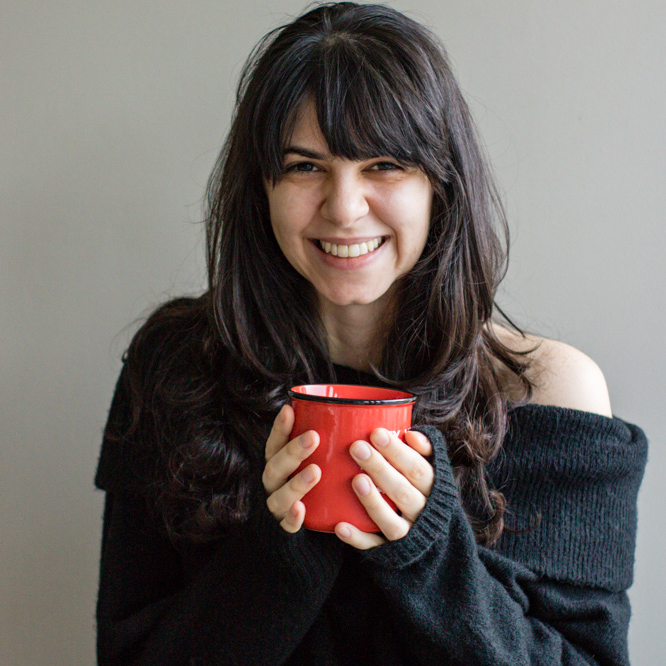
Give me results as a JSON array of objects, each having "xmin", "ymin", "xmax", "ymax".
[{"xmin": 489, "ymin": 324, "xmax": 613, "ymax": 418}]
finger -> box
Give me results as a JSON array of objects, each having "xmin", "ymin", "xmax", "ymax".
[
  {"xmin": 350, "ymin": 439, "xmax": 427, "ymax": 522},
  {"xmin": 262, "ymin": 429, "xmax": 319, "ymax": 494},
  {"xmin": 351, "ymin": 474, "xmax": 412, "ymax": 542},
  {"xmin": 404, "ymin": 429, "xmax": 433, "ymax": 457},
  {"xmin": 334, "ymin": 521, "xmax": 386, "ymax": 550},
  {"xmin": 279, "ymin": 500, "xmax": 306, "ymax": 534},
  {"xmin": 265, "ymin": 405, "xmax": 295, "ymax": 461},
  {"xmin": 369, "ymin": 429, "xmax": 434, "ymax": 497},
  {"xmin": 266, "ymin": 463, "xmax": 321, "ymax": 520}
]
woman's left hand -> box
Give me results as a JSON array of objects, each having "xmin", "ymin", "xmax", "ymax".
[{"xmin": 334, "ymin": 428, "xmax": 434, "ymax": 549}]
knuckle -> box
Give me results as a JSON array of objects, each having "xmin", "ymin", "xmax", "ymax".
[
  {"xmin": 364, "ymin": 456, "xmax": 384, "ymax": 476},
  {"xmin": 280, "ymin": 518, "xmax": 298, "ymax": 533},
  {"xmin": 410, "ymin": 460, "xmax": 427, "ymax": 483},
  {"xmin": 360, "ymin": 487, "xmax": 379, "ymax": 509},
  {"xmin": 385, "ymin": 522, "xmax": 409, "ymax": 541},
  {"xmin": 262, "ymin": 464, "xmax": 276, "ymax": 487},
  {"xmin": 289, "ymin": 438, "xmax": 307, "ymax": 457},
  {"xmin": 366, "ymin": 493, "xmax": 381, "ymax": 510},
  {"xmin": 293, "ymin": 474, "xmax": 309, "ymax": 493},
  {"xmin": 264, "ymin": 436, "xmax": 278, "ymax": 458},
  {"xmin": 373, "ymin": 455, "xmax": 389, "ymax": 474},
  {"xmin": 395, "ymin": 484, "xmax": 414, "ymax": 508},
  {"xmin": 277, "ymin": 420, "xmax": 292, "ymax": 438},
  {"xmin": 266, "ymin": 494, "xmax": 279, "ymax": 515}
]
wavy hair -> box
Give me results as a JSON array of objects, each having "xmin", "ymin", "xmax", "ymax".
[{"xmin": 117, "ymin": 2, "xmax": 537, "ymax": 546}]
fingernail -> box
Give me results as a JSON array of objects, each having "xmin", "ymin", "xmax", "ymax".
[
  {"xmin": 338, "ymin": 525, "xmax": 352, "ymax": 538},
  {"xmin": 301, "ymin": 466, "xmax": 316, "ymax": 483},
  {"xmin": 354, "ymin": 476, "xmax": 371, "ymax": 496},
  {"xmin": 351, "ymin": 441, "xmax": 371, "ymax": 460},
  {"xmin": 278, "ymin": 406, "xmax": 287, "ymax": 423},
  {"xmin": 373, "ymin": 429, "xmax": 390, "ymax": 447},
  {"xmin": 299, "ymin": 432, "xmax": 315, "ymax": 448}
]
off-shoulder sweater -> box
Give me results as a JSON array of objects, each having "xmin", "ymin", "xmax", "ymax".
[{"xmin": 95, "ymin": 363, "xmax": 648, "ymax": 666}]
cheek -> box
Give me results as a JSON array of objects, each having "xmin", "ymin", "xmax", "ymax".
[
  {"xmin": 267, "ymin": 194, "xmax": 294, "ymax": 245},
  {"xmin": 270, "ymin": 219, "xmax": 297, "ymax": 264},
  {"xmin": 268, "ymin": 189, "xmax": 311, "ymax": 236},
  {"xmin": 387, "ymin": 174, "xmax": 431, "ymax": 210},
  {"xmin": 267, "ymin": 198, "xmax": 312, "ymax": 276},
  {"xmin": 384, "ymin": 184, "xmax": 432, "ymax": 249}
]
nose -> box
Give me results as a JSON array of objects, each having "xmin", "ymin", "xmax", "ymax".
[{"xmin": 319, "ymin": 171, "xmax": 370, "ymax": 227}]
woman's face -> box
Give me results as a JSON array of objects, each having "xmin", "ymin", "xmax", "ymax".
[{"xmin": 265, "ymin": 102, "xmax": 433, "ymax": 312}]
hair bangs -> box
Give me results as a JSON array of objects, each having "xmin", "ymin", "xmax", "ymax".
[
  {"xmin": 262, "ymin": 33, "xmax": 450, "ymax": 186},
  {"xmin": 313, "ymin": 35, "xmax": 449, "ymax": 178},
  {"xmin": 315, "ymin": 71, "xmax": 418, "ymax": 163}
]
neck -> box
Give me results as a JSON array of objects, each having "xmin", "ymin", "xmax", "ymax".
[{"xmin": 318, "ymin": 296, "xmax": 394, "ymax": 373}]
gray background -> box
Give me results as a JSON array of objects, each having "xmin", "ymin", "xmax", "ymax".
[{"xmin": 1, "ymin": 1, "xmax": 663, "ymax": 664}]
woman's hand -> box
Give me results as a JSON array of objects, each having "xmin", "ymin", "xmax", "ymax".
[
  {"xmin": 334, "ymin": 428, "xmax": 434, "ymax": 550},
  {"xmin": 263, "ymin": 404, "xmax": 321, "ymax": 533}
]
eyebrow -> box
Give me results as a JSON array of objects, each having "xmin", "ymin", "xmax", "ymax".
[{"xmin": 283, "ymin": 145, "xmax": 330, "ymax": 160}]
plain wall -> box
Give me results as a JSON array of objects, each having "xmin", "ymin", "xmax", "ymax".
[{"xmin": 1, "ymin": 1, "xmax": 663, "ymax": 664}]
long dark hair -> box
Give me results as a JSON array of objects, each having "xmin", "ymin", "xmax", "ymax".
[{"xmin": 116, "ymin": 2, "xmax": 537, "ymax": 546}]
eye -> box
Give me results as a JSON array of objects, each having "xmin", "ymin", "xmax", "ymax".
[
  {"xmin": 284, "ymin": 161, "xmax": 320, "ymax": 173},
  {"xmin": 369, "ymin": 161, "xmax": 404, "ymax": 171}
]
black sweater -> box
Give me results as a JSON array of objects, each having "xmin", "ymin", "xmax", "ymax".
[{"xmin": 95, "ymin": 363, "xmax": 647, "ymax": 665}]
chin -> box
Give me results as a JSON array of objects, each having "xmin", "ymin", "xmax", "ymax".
[{"xmin": 321, "ymin": 290, "xmax": 390, "ymax": 308}]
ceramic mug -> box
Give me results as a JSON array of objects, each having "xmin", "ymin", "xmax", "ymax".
[{"xmin": 288, "ymin": 384, "xmax": 416, "ymax": 532}]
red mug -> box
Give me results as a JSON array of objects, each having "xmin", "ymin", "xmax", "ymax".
[{"xmin": 288, "ymin": 384, "xmax": 416, "ymax": 533}]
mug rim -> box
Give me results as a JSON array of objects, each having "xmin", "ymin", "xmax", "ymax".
[{"xmin": 288, "ymin": 383, "xmax": 416, "ymax": 406}]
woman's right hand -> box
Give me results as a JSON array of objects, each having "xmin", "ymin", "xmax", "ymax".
[{"xmin": 263, "ymin": 404, "xmax": 321, "ymax": 533}]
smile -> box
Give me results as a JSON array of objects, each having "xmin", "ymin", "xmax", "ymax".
[{"xmin": 316, "ymin": 237, "xmax": 385, "ymax": 257}]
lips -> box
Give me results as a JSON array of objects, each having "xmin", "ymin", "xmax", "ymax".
[{"xmin": 316, "ymin": 236, "xmax": 385, "ymax": 258}]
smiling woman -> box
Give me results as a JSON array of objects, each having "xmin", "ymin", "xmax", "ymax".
[{"xmin": 94, "ymin": 3, "xmax": 647, "ymax": 665}]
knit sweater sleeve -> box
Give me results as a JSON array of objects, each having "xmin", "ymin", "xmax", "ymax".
[
  {"xmin": 358, "ymin": 408, "xmax": 648, "ymax": 666},
  {"xmin": 95, "ymin": 365, "xmax": 346, "ymax": 666}
]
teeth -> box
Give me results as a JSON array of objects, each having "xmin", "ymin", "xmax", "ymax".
[{"xmin": 319, "ymin": 237, "xmax": 384, "ymax": 257}]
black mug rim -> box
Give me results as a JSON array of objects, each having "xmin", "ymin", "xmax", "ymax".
[{"xmin": 288, "ymin": 384, "xmax": 416, "ymax": 406}]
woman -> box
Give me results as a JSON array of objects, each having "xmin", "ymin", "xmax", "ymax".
[{"xmin": 95, "ymin": 3, "xmax": 647, "ymax": 664}]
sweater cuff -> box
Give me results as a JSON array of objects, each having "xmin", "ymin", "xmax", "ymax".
[{"xmin": 361, "ymin": 425, "xmax": 459, "ymax": 569}]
